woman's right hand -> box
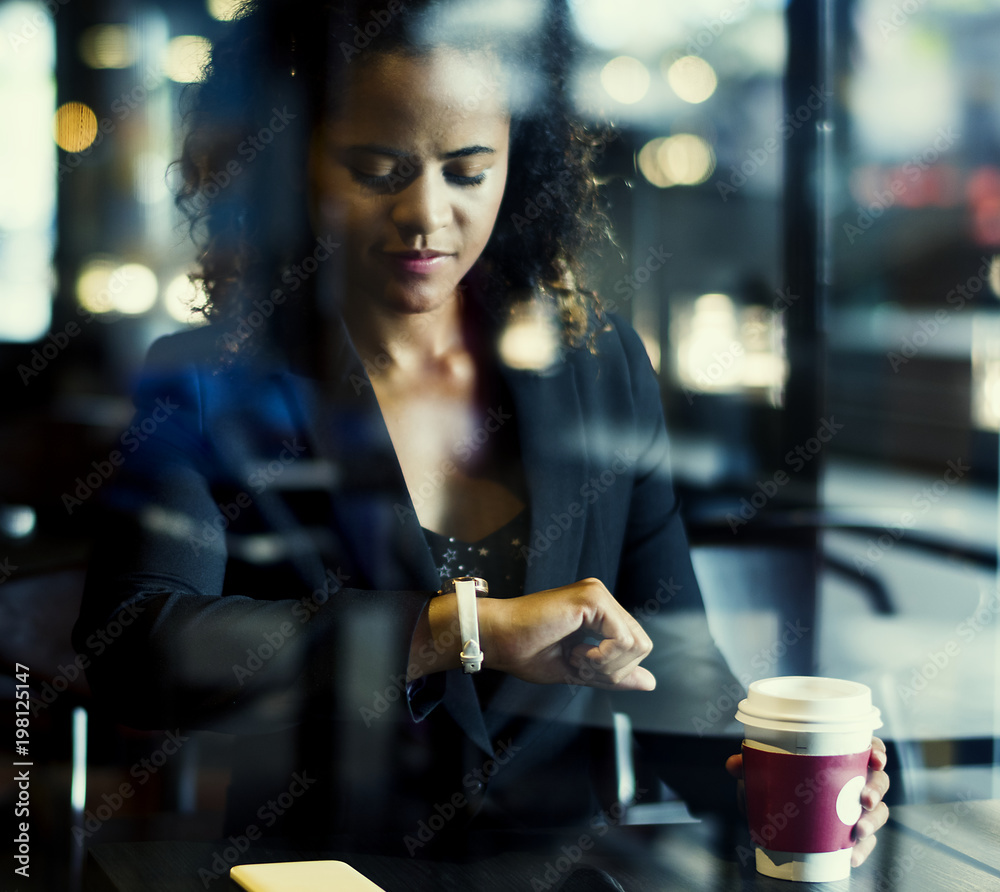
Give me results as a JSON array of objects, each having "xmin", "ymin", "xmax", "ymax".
[{"xmin": 477, "ymin": 578, "xmax": 656, "ymax": 691}]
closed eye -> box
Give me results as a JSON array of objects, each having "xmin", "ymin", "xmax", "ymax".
[
  {"xmin": 445, "ymin": 171, "xmax": 487, "ymax": 186},
  {"xmin": 350, "ymin": 168, "xmax": 488, "ymax": 190}
]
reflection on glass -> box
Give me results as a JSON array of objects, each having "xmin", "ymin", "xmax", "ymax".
[
  {"xmin": 600, "ymin": 56, "xmax": 650, "ymax": 105},
  {"xmin": 0, "ymin": 0, "xmax": 55, "ymax": 342},
  {"xmin": 79, "ymin": 23, "xmax": 136, "ymax": 69},
  {"xmin": 664, "ymin": 55, "xmax": 717, "ymax": 104},
  {"xmin": 570, "ymin": 0, "xmax": 677, "ymax": 51},
  {"xmin": 671, "ymin": 293, "xmax": 786, "ymax": 401},
  {"xmin": 164, "ymin": 273, "xmax": 208, "ymax": 325},
  {"xmin": 111, "ymin": 263, "xmax": 158, "ymax": 315},
  {"xmin": 76, "ymin": 258, "xmax": 123, "ymax": 314},
  {"xmin": 637, "ymin": 134, "xmax": 715, "ymax": 188},
  {"xmin": 163, "ymin": 35, "xmax": 212, "ymax": 84},
  {"xmin": 497, "ymin": 301, "xmax": 560, "ymax": 371},
  {"xmin": 206, "ymin": 0, "xmax": 243, "ymax": 22},
  {"xmin": 971, "ymin": 315, "xmax": 1000, "ymax": 432},
  {"xmin": 54, "ymin": 101, "xmax": 98, "ymax": 152},
  {"xmin": 658, "ymin": 133, "xmax": 714, "ymax": 185}
]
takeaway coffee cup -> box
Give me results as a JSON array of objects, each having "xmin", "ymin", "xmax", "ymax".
[{"xmin": 735, "ymin": 676, "xmax": 882, "ymax": 882}]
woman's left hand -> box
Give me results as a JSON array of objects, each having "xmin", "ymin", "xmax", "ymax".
[{"xmin": 725, "ymin": 736, "xmax": 891, "ymax": 867}]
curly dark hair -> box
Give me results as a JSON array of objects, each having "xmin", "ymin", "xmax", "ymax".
[{"xmin": 175, "ymin": 0, "xmax": 614, "ymax": 361}]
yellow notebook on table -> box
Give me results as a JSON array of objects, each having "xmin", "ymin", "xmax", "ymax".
[{"xmin": 230, "ymin": 860, "xmax": 387, "ymax": 891}]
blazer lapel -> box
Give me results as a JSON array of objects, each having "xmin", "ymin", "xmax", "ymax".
[
  {"xmin": 276, "ymin": 323, "xmax": 496, "ymax": 756},
  {"xmin": 276, "ymin": 322, "xmax": 441, "ymax": 594},
  {"xmin": 501, "ymin": 361, "xmax": 592, "ymax": 595}
]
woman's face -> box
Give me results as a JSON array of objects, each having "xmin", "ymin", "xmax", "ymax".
[{"xmin": 312, "ymin": 48, "xmax": 510, "ymax": 318}]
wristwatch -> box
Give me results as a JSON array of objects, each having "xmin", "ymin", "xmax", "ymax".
[{"xmin": 440, "ymin": 576, "xmax": 489, "ymax": 673}]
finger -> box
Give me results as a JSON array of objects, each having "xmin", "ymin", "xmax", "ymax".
[
  {"xmin": 577, "ymin": 587, "xmax": 653, "ymax": 669},
  {"xmin": 856, "ymin": 800, "xmax": 889, "ymax": 838},
  {"xmin": 568, "ymin": 639, "xmax": 649, "ymax": 687},
  {"xmin": 862, "ymin": 768, "xmax": 890, "ymax": 811},
  {"xmin": 725, "ymin": 754, "xmax": 743, "ymax": 778},
  {"xmin": 564, "ymin": 663, "xmax": 656, "ymax": 692},
  {"xmin": 566, "ymin": 649, "xmax": 654, "ymax": 689},
  {"xmin": 869, "ymin": 737, "xmax": 888, "ymax": 770},
  {"xmin": 851, "ymin": 833, "xmax": 877, "ymax": 868}
]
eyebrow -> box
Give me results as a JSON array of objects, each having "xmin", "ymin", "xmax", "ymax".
[{"xmin": 348, "ymin": 144, "xmax": 495, "ymax": 159}]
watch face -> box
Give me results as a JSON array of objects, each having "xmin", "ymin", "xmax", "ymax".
[{"xmin": 443, "ymin": 576, "xmax": 488, "ymax": 595}]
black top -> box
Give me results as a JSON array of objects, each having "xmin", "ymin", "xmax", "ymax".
[
  {"xmin": 422, "ymin": 509, "xmax": 530, "ymax": 708},
  {"xmin": 72, "ymin": 313, "xmax": 742, "ymax": 845},
  {"xmin": 422, "ymin": 509, "xmax": 530, "ymax": 598}
]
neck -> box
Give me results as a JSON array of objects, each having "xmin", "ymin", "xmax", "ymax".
[{"xmin": 343, "ymin": 291, "xmax": 467, "ymax": 377}]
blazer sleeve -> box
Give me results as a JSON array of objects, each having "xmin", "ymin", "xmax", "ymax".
[
  {"xmin": 604, "ymin": 320, "xmax": 745, "ymax": 818},
  {"xmin": 72, "ymin": 339, "xmax": 431, "ymax": 733}
]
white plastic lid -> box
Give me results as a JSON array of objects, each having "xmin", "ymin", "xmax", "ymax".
[{"xmin": 736, "ymin": 676, "xmax": 882, "ymax": 733}]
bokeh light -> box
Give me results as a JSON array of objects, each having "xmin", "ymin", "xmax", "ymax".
[
  {"xmin": 111, "ymin": 263, "xmax": 158, "ymax": 315},
  {"xmin": 164, "ymin": 273, "xmax": 208, "ymax": 324},
  {"xmin": 658, "ymin": 133, "xmax": 715, "ymax": 185},
  {"xmin": 79, "ymin": 24, "xmax": 135, "ymax": 69},
  {"xmin": 665, "ymin": 55, "xmax": 717, "ymax": 104},
  {"xmin": 207, "ymin": 0, "xmax": 244, "ymax": 21},
  {"xmin": 498, "ymin": 303, "xmax": 560, "ymax": 370},
  {"xmin": 637, "ymin": 137, "xmax": 672, "ymax": 188},
  {"xmin": 600, "ymin": 56, "xmax": 650, "ymax": 105},
  {"xmin": 163, "ymin": 35, "xmax": 212, "ymax": 83},
  {"xmin": 53, "ymin": 102, "xmax": 98, "ymax": 153},
  {"xmin": 76, "ymin": 259, "xmax": 121, "ymax": 315},
  {"xmin": 637, "ymin": 134, "xmax": 715, "ymax": 188}
]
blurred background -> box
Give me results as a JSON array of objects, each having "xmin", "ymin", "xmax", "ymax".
[{"xmin": 2, "ymin": 0, "xmax": 1000, "ymax": 888}]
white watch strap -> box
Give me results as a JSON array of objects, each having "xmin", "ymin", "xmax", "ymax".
[{"xmin": 456, "ymin": 577, "xmax": 484, "ymax": 673}]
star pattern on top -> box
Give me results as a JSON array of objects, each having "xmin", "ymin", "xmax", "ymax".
[{"xmin": 428, "ymin": 525, "xmax": 527, "ymax": 588}]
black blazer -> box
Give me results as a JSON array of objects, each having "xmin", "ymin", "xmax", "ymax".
[{"xmin": 74, "ymin": 312, "xmax": 741, "ymax": 849}]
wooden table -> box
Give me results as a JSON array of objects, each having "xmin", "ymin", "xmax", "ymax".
[{"xmin": 83, "ymin": 802, "xmax": 1000, "ymax": 891}]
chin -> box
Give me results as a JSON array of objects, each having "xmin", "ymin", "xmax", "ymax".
[{"xmin": 384, "ymin": 280, "xmax": 461, "ymax": 314}]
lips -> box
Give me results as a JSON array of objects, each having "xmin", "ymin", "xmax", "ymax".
[{"xmin": 384, "ymin": 250, "xmax": 453, "ymax": 275}]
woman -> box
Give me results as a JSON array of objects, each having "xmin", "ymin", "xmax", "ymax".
[{"xmin": 74, "ymin": 0, "xmax": 888, "ymax": 862}]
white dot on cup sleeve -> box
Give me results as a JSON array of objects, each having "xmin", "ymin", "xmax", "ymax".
[{"xmin": 836, "ymin": 775, "xmax": 867, "ymax": 825}]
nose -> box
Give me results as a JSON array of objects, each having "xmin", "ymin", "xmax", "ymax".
[{"xmin": 390, "ymin": 170, "xmax": 452, "ymax": 243}]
